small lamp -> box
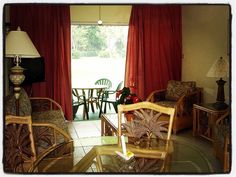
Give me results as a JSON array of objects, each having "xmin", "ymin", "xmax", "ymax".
[
  {"xmin": 5, "ymin": 26, "xmax": 40, "ymax": 115},
  {"xmin": 206, "ymin": 57, "xmax": 229, "ymax": 110}
]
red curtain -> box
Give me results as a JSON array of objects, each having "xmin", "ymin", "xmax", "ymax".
[
  {"xmin": 10, "ymin": 4, "xmax": 73, "ymax": 120},
  {"xmin": 125, "ymin": 5, "xmax": 182, "ymax": 100}
]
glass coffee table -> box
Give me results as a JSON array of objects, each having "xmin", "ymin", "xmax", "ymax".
[
  {"xmin": 29, "ymin": 136, "xmax": 214, "ymax": 173},
  {"xmin": 101, "ymin": 113, "xmax": 124, "ymax": 136}
]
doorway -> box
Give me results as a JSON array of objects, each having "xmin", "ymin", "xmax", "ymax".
[{"xmin": 71, "ymin": 25, "xmax": 128, "ymax": 121}]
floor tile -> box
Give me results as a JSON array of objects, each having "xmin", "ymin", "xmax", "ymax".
[
  {"xmin": 79, "ymin": 137, "xmax": 105, "ymax": 146},
  {"xmin": 78, "ymin": 131, "xmax": 100, "ymax": 138},
  {"xmin": 78, "ymin": 136, "xmax": 118, "ymax": 146},
  {"xmin": 83, "ymin": 146, "xmax": 94, "ymax": 153},
  {"xmin": 70, "ymin": 120, "xmax": 101, "ymax": 138},
  {"xmin": 69, "ymin": 132, "xmax": 79, "ymax": 139}
]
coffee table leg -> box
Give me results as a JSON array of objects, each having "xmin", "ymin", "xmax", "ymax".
[
  {"xmin": 82, "ymin": 89, "xmax": 89, "ymax": 120},
  {"xmin": 101, "ymin": 116, "xmax": 105, "ymax": 136},
  {"xmin": 193, "ymin": 108, "xmax": 196, "ymax": 136}
]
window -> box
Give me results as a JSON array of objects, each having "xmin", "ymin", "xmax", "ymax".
[{"xmin": 71, "ymin": 25, "xmax": 128, "ymax": 89}]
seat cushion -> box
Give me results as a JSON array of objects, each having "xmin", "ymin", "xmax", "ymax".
[
  {"xmin": 155, "ymin": 101, "xmax": 177, "ymax": 108},
  {"xmin": 5, "ymin": 89, "xmax": 32, "ymax": 116},
  {"xmin": 32, "ymin": 110, "xmax": 68, "ymax": 132},
  {"xmin": 165, "ymin": 80, "xmax": 196, "ymax": 101},
  {"xmin": 32, "ymin": 110, "xmax": 70, "ymax": 154}
]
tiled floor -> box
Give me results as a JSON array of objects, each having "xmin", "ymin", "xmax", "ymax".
[
  {"xmin": 68, "ymin": 102, "xmax": 223, "ymax": 173},
  {"xmin": 69, "ymin": 103, "xmax": 115, "ymax": 138},
  {"xmin": 68, "ymin": 120, "xmax": 101, "ymax": 139},
  {"xmin": 67, "ymin": 118, "xmax": 223, "ymax": 173},
  {"xmin": 67, "ymin": 120, "xmax": 119, "ymax": 172}
]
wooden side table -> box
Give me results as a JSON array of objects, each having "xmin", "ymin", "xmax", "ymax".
[{"xmin": 193, "ymin": 103, "xmax": 228, "ymax": 142}]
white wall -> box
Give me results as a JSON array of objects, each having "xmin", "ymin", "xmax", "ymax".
[{"xmin": 182, "ymin": 5, "xmax": 230, "ymax": 103}]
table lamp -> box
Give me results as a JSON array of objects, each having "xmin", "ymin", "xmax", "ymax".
[
  {"xmin": 206, "ymin": 57, "xmax": 229, "ymax": 110},
  {"xmin": 5, "ymin": 26, "xmax": 40, "ymax": 115}
]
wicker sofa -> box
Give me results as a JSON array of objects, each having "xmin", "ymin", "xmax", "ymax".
[
  {"xmin": 146, "ymin": 80, "xmax": 202, "ymax": 134},
  {"xmin": 4, "ymin": 89, "xmax": 73, "ymax": 172}
]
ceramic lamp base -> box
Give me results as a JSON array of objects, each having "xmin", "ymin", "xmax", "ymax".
[{"xmin": 213, "ymin": 102, "xmax": 228, "ymax": 110}]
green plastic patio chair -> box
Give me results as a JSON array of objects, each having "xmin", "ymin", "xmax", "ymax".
[{"xmin": 99, "ymin": 81, "xmax": 124, "ymax": 116}]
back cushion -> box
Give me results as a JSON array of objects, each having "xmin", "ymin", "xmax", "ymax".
[
  {"xmin": 5, "ymin": 88, "xmax": 32, "ymax": 116},
  {"xmin": 165, "ymin": 80, "xmax": 196, "ymax": 101},
  {"xmin": 32, "ymin": 110, "xmax": 68, "ymax": 132}
]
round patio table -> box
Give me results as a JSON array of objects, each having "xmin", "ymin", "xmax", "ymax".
[{"xmin": 73, "ymin": 84, "xmax": 108, "ymax": 120}]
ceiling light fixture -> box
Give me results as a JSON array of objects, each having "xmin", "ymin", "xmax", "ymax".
[{"xmin": 97, "ymin": 6, "xmax": 103, "ymax": 25}]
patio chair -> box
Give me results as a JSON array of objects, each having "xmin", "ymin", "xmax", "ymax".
[
  {"xmin": 99, "ymin": 81, "xmax": 124, "ymax": 116},
  {"xmin": 72, "ymin": 88, "xmax": 87, "ymax": 120},
  {"xmin": 93, "ymin": 78, "xmax": 112, "ymax": 111}
]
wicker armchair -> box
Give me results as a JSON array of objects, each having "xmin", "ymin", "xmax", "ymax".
[
  {"xmin": 213, "ymin": 111, "xmax": 230, "ymax": 172},
  {"xmin": 146, "ymin": 80, "xmax": 202, "ymax": 134}
]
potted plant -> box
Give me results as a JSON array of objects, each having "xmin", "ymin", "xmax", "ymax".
[
  {"xmin": 115, "ymin": 87, "xmax": 141, "ymax": 121},
  {"xmin": 122, "ymin": 110, "xmax": 168, "ymax": 147},
  {"xmin": 116, "ymin": 87, "xmax": 141, "ymax": 105}
]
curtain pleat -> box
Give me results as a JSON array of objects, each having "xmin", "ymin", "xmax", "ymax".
[
  {"xmin": 10, "ymin": 4, "xmax": 73, "ymax": 120},
  {"xmin": 125, "ymin": 5, "xmax": 182, "ymax": 100}
]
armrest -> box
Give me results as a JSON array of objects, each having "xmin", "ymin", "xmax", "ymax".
[
  {"xmin": 146, "ymin": 89, "xmax": 166, "ymax": 102},
  {"xmin": 28, "ymin": 140, "xmax": 73, "ymax": 172},
  {"xmin": 185, "ymin": 87, "xmax": 202, "ymax": 103},
  {"xmin": 107, "ymin": 90, "xmax": 116, "ymax": 94},
  {"xmin": 33, "ymin": 122, "xmax": 71, "ymax": 141},
  {"xmin": 30, "ymin": 97, "xmax": 63, "ymax": 112},
  {"xmin": 72, "ymin": 89, "xmax": 85, "ymax": 103},
  {"xmin": 214, "ymin": 111, "xmax": 230, "ymax": 145},
  {"xmin": 105, "ymin": 90, "xmax": 118, "ymax": 99},
  {"xmin": 31, "ymin": 122, "xmax": 73, "ymax": 172},
  {"xmin": 216, "ymin": 110, "xmax": 230, "ymax": 125},
  {"xmin": 32, "ymin": 122, "xmax": 72, "ymax": 153},
  {"xmin": 213, "ymin": 111, "xmax": 230, "ymax": 172},
  {"xmin": 174, "ymin": 88, "xmax": 202, "ymax": 117}
]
